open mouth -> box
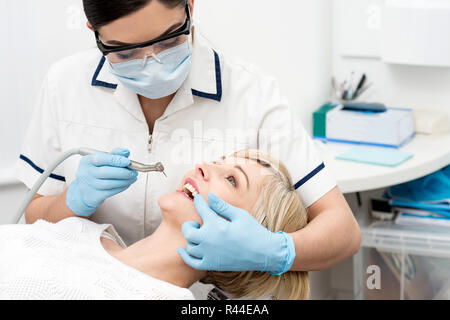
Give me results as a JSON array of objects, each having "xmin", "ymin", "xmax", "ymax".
[{"xmin": 179, "ymin": 178, "xmax": 199, "ymax": 201}]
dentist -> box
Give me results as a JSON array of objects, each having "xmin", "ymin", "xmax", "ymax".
[{"xmin": 16, "ymin": 0, "xmax": 360, "ymax": 277}]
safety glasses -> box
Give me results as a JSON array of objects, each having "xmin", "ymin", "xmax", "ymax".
[{"xmin": 95, "ymin": 3, "xmax": 191, "ymax": 57}]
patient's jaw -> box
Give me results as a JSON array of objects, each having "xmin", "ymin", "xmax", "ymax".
[{"xmin": 158, "ymin": 156, "xmax": 273, "ymax": 226}]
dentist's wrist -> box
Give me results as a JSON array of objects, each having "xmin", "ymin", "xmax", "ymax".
[
  {"xmin": 66, "ymin": 181, "xmax": 98, "ymax": 217},
  {"xmin": 266, "ymin": 232, "xmax": 296, "ymax": 276}
]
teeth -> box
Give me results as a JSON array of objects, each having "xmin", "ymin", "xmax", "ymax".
[{"xmin": 183, "ymin": 183, "xmax": 198, "ymax": 198}]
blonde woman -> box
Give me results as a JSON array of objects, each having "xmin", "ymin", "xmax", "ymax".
[{"xmin": 0, "ymin": 150, "xmax": 308, "ymax": 300}]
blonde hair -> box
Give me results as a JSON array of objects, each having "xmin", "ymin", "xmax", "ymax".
[{"xmin": 201, "ymin": 149, "xmax": 309, "ymax": 300}]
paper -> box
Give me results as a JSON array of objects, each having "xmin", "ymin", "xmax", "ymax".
[{"xmin": 335, "ymin": 146, "xmax": 413, "ymax": 167}]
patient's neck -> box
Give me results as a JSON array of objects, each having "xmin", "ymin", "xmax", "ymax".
[{"xmin": 106, "ymin": 220, "xmax": 207, "ymax": 289}]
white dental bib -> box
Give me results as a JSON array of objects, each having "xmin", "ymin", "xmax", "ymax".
[{"xmin": 0, "ymin": 217, "xmax": 194, "ymax": 300}]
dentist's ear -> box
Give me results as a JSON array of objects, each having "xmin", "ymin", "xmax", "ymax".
[{"xmin": 86, "ymin": 21, "xmax": 94, "ymax": 32}]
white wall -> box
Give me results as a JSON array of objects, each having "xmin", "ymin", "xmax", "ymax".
[
  {"xmin": 195, "ymin": 0, "xmax": 332, "ymax": 133},
  {"xmin": 331, "ymin": 0, "xmax": 450, "ymax": 114},
  {"xmin": 0, "ymin": 0, "xmax": 94, "ymax": 174}
]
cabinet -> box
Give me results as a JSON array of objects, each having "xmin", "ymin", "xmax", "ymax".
[{"xmin": 354, "ymin": 211, "xmax": 450, "ymax": 299}]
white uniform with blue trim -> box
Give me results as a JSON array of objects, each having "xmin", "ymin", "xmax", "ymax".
[{"xmin": 14, "ymin": 29, "xmax": 336, "ymax": 246}]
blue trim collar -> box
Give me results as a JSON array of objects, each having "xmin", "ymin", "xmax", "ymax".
[
  {"xmin": 191, "ymin": 50, "xmax": 222, "ymax": 102},
  {"xmin": 91, "ymin": 56, "xmax": 118, "ymax": 89}
]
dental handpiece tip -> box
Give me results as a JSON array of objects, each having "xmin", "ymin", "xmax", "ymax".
[
  {"xmin": 155, "ymin": 162, "xmax": 164, "ymax": 172},
  {"xmin": 154, "ymin": 163, "xmax": 167, "ymax": 177}
]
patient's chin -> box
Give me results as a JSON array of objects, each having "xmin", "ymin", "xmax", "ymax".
[
  {"xmin": 158, "ymin": 192, "xmax": 200, "ymax": 225},
  {"xmin": 158, "ymin": 193, "xmax": 179, "ymax": 212}
]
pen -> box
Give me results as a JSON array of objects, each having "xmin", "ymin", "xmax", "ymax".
[
  {"xmin": 331, "ymin": 77, "xmax": 339, "ymax": 99},
  {"xmin": 348, "ymin": 71, "xmax": 355, "ymax": 98},
  {"xmin": 354, "ymin": 74, "xmax": 367, "ymax": 98},
  {"xmin": 342, "ymin": 89, "xmax": 349, "ymax": 101},
  {"xmin": 340, "ymin": 80, "xmax": 347, "ymax": 100}
]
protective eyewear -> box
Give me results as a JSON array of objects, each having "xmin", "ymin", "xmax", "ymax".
[{"xmin": 95, "ymin": 3, "xmax": 191, "ymax": 62}]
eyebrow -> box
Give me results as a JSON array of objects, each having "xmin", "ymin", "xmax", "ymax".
[
  {"xmin": 214, "ymin": 157, "xmax": 249, "ymax": 189},
  {"xmin": 105, "ymin": 21, "xmax": 185, "ymax": 46},
  {"xmin": 234, "ymin": 165, "xmax": 249, "ymax": 190}
]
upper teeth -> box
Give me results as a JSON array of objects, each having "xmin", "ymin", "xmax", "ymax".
[{"xmin": 184, "ymin": 183, "xmax": 198, "ymax": 197}]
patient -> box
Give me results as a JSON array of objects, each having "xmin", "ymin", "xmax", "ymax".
[{"xmin": 0, "ymin": 150, "xmax": 309, "ymax": 300}]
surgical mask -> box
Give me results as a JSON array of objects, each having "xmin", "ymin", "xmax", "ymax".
[{"xmin": 108, "ymin": 40, "xmax": 192, "ymax": 99}]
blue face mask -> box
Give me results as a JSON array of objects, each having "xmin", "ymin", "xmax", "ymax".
[{"xmin": 108, "ymin": 40, "xmax": 192, "ymax": 99}]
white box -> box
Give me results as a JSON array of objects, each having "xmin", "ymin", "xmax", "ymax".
[{"xmin": 325, "ymin": 107, "xmax": 415, "ymax": 148}]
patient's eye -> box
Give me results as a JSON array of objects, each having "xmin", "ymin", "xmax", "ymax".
[{"xmin": 226, "ymin": 176, "xmax": 237, "ymax": 187}]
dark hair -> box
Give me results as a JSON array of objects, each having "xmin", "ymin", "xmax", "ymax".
[{"xmin": 83, "ymin": 0, "xmax": 186, "ymax": 30}]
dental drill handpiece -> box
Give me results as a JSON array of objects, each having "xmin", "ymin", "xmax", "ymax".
[
  {"xmin": 129, "ymin": 161, "xmax": 167, "ymax": 177},
  {"xmin": 79, "ymin": 148, "xmax": 167, "ymax": 177}
]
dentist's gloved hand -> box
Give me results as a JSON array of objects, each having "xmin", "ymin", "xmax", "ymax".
[
  {"xmin": 178, "ymin": 193, "xmax": 296, "ymax": 275},
  {"xmin": 66, "ymin": 148, "xmax": 138, "ymax": 217}
]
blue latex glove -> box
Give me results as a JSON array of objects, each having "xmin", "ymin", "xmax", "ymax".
[
  {"xmin": 178, "ymin": 193, "xmax": 296, "ymax": 275},
  {"xmin": 66, "ymin": 148, "xmax": 138, "ymax": 216}
]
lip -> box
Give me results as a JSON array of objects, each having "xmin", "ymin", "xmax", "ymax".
[{"xmin": 184, "ymin": 177, "xmax": 200, "ymax": 194}]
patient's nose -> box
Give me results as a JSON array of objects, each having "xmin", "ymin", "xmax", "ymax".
[{"xmin": 195, "ymin": 162, "xmax": 209, "ymax": 182}]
